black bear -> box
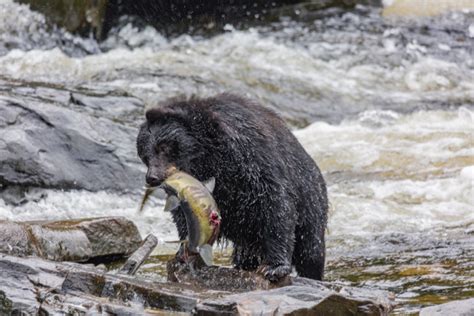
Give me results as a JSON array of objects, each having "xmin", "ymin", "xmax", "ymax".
[{"xmin": 137, "ymin": 93, "xmax": 328, "ymax": 281}]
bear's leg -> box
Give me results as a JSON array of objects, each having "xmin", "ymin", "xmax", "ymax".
[
  {"xmin": 170, "ymin": 207, "xmax": 188, "ymax": 239},
  {"xmin": 293, "ymin": 222, "xmax": 325, "ymax": 280},
  {"xmin": 260, "ymin": 205, "xmax": 296, "ymax": 281},
  {"xmin": 232, "ymin": 244, "xmax": 260, "ymax": 270}
]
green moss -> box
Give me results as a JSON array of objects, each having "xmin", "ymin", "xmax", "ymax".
[{"xmin": 0, "ymin": 291, "xmax": 13, "ymax": 315}]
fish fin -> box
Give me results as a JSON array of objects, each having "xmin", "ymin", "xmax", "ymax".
[
  {"xmin": 199, "ymin": 244, "xmax": 213, "ymax": 266},
  {"xmin": 165, "ymin": 240, "xmax": 188, "ymax": 244},
  {"xmin": 138, "ymin": 186, "xmax": 157, "ymax": 213},
  {"xmin": 163, "ymin": 195, "xmax": 180, "ymax": 212},
  {"xmin": 203, "ymin": 177, "xmax": 216, "ymax": 193}
]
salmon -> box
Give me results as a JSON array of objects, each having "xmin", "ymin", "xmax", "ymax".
[{"xmin": 139, "ymin": 170, "xmax": 221, "ymax": 265}]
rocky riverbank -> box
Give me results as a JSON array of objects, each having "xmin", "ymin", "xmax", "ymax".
[{"xmin": 0, "ymin": 217, "xmax": 394, "ymax": 315}]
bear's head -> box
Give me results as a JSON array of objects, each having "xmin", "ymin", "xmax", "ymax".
[{"xmin": 137, "ymin": 104, "xmax": 215, "ymax": 187}]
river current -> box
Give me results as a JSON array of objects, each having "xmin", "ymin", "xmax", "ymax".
[{"xmin": 0, "ymin": 0, "xmax": 473, "ymax": 314}]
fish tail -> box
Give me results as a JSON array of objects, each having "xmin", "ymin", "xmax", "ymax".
[{"xmin": 199, "ymin": 244, "xmax": 213, "ymax": 266}]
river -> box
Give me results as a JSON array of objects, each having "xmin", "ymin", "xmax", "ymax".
[{"xmin": 0, "ymin": 0, "xmax": 473, "ymax": 314}]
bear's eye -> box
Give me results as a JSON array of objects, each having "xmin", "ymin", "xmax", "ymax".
[
  {"xmin": 156, "ymin": 143, "xmax": 178, "ymax": 158},
  {"xmin": 155, "ymin": 143, "xmax": 166, "ymax": 154}
]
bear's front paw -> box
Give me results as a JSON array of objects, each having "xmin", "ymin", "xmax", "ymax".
[{"xmin": 258, "ymin": 264, "xmax": 292, "ymax": 282}]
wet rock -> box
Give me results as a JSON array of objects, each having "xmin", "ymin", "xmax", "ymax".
[
  {"xmin": 0, "ymin": 254, "xmax": 202, "ymax": 314},
  {"xmin": 0, "ymin": 258, "xmax": 41, "ymax": 314},
  {"xmin": 0, "ymin": 217, "xmax": 142, "ymax": 262},
  {"xmin": 167, "ymin": 255, "xmax": 291, "ymax": 292},
  {"xmin": 0, "ymin": 253, "xmax": 393, "ymax": 315},
  {"xmin": 62, "ymin": 268, "xmax": 198, "ymax": 312},
  {"xmin": 195, "ymin": 279, "xmax": 392, "ymax": 315},
  {"xmin": 0, "ymin": 0, "xmax": 100, "ymax": 57},
  {"xmin": 0, "ymin": 254, "xmax": 169, "ymax": 315},
  {"xmin": 196, "ymin": 285, "xmax": 390, "ymax": 315},
  {"xmin": 419, "ymin": 298, "xmax": 474, "ymax": 316},
  {"xmin": 0, "ymin": 84, "xmax": 145, "ymax": 192},
  {"xmin": 70, "ymin": 91, "xmax": 143, "ymax": 122},
  {"xmin": 167, "ymin": 258, "xmax": 393, "ymax": 315}
]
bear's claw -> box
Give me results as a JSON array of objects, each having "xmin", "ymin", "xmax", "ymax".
[{"xmin": 258, "ymin": 264, "xmax": 292, "ymax": 282}]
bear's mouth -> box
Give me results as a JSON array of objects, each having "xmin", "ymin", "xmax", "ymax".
[{"xmin": 166, "ymin": 166, "xmax": 178, "ymax": 175}]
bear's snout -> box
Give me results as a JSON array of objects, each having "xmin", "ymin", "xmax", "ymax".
[
  {"xmin": 146, "ymin": 163, "xmax": 177, "ymax": 187},
  {"xmin": 146, "ymin": 172, "xmax": 163, "ymax": 187},
  {"xmin": 146, "ymin": 163, "xmax": 166, "ymax": 187}
]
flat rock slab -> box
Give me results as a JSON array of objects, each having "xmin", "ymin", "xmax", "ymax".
[
  {"xmin": 0, "ymin": 217, "xmax": 142, "ymax": 262},
  {"xmin": 0, "ymin": 253, "xmax": 393, "ymax": 315},
  {"xmin": 419, "ymin": 298, "xmax": 474, "ymax": 316},
  {"xmin": 194, "ymin": 278, "xmax": 392, "ymax": 315},
  {"xmin": 196, "ymin": 285, "xmax": 389, "ymax": 316}
]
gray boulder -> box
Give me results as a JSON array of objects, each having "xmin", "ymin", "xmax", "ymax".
[
  {"xmin": 0, "ymin": 91, "xmax": 144, "ymax": 192},
  {"xmin": 0, "ymin": 217, "xmax": 142, "ymax": 262}
]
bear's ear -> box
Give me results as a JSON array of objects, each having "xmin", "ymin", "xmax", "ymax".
[{"xmin": 145, "ymin": 107, "xmax": 183, "ymax": 124}]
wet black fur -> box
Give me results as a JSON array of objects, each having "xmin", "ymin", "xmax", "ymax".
[{"xmin": 137, "ymin": 93, "xmax": 328, "ymax": 280}]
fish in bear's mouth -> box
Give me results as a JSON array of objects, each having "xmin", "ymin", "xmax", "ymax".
[{"xmin": 138, "ymin": 169, "xmax": 221, "ymax": 266}]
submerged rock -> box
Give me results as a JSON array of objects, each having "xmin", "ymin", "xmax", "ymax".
[
  {"xmin": 419, "ymin": 298, "xmax": 474, "ymax": 316},
  {"xmin": 0, "ymin": 217, "xmax": 142, "ymax": 262}
]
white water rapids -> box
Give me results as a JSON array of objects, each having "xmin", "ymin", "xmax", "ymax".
[{"xmin": 1, "ymin": 108, "xmax": 472, "ymax": 248}]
